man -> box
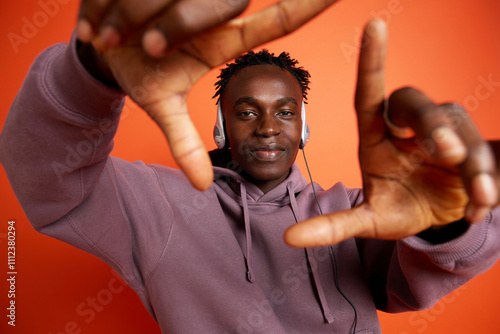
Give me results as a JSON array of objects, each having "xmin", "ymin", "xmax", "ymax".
[{"xmin": 1, "ymin": 0, "xmax": 499, "ymax": 333}]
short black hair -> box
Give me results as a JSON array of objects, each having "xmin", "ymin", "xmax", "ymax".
[{"xmin": 213, "ymin": 49, "xmax": 311, "ymax": 104}]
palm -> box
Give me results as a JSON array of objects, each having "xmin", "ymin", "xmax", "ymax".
[
  {"xmin": 106, "ymin": 36, "xmax": 217, "ymax": 123},
  {"xmin": 358, "ymin": 137, "xmax": 467, "ymax": 240}
]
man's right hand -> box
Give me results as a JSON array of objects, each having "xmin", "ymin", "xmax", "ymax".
[{"xmin": 75, "ymin": 0, "xmax": 338, "ymax": 191}]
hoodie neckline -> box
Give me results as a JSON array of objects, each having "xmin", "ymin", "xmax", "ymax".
[{"xmin": 213, "ymin": 163, "xmax": 308, "ymax": 203}]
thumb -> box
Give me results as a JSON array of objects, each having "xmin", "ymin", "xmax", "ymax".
[
  {"xmin": 149, "ymin": 96, "xmax": 214, "ymax": 191},
  {"xmin": 284, "ymin": 204, "xmax": 374, "ymax": 247}
]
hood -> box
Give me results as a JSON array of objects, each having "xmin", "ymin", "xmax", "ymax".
[
  {"xmin": 213, "ymin": 163, "xmax": 309, "ymax": 204},
  {"xmin": 210, "ymin": 155, "xmax": 335, "ymax": 324}
]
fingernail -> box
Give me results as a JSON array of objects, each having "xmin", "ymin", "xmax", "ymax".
[
  {"xmin": 465, "ymin": 204, "xmax": 491, "ymax": 223},
  {"xmin": 76, "ymin": 19, "xmax": 93, "ymax": 42},
  {"xmin": 432, "ymin": 127, "xmax": 466, "ymax": 160},
  {"xmin": 91, "ymin": 36, "xmax": 106, "ymax": 53},
  {"xmin": 471, "ymin": 173, "xmax": 497, "ymax": 205},
  {"xmin": 100, "ymin": 26, "xmax": 121, "ymax": 47},
  {"xmin": 143, "ymin": 29, "xmax": 168, "ymax": 57}
]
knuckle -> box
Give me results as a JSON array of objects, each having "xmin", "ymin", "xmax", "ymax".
[
  {"xmin": 417, "ymin": 103, "xmax": 468, "ymax": 130},
  {"xmin": 275, "ymin": 1, "xmax": 294, "ymax": 34},
  {"xmin": 469, "ymin": 141, "xmax": 493, "ymax": 159},
  {"xmin": 439, "ymin": 102, "xmax": 467, "ymax": 117},
  {"xmin": 162, "ymin": 5, "xmax": 190, "ymax": 33},
  {"xmin": 79, "ymin": 0, "xmax": 110, "ymax": 21},
  {"xmin": 218, "ymin": 0, "xmax": 249, "ymax": 18},
  {"xmin": 416, "ymin": 103, "xmax": 437, "ymax": 117},
  {"xmin": 159, "ymin": 0, "xmax": 234, "ymax": 41},
  {"xmin": 440, "ymin": 102, "xmax": 465, "ymax": 112},
  {"xmin": 389, "ymin": 86, "xmax": 420, "ymax": 103},
  {"xmin": 435, "ymin": 103, "xmax": 468, "ymax": 128},
  {"xmin": 392, "ymin": 86, "xmax": 417, "ymax": 96},
  {"xmin": 464, "ymin": 141, "xmax": 496, "ymax": 174},
  {"xmin": 106, "ymin": 5, "xmax": 134, "ymax": 32}
]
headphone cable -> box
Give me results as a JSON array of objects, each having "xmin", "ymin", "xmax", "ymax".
[{"xmin": 301, "ymin": 147, "xmax": 358, "ymax": 334}]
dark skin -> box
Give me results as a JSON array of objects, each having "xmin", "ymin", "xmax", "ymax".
[
  {"xmin": 76, "ymin": 0, "xmax": 339, "ymax": 191},
  {"xmin": 285, "ymin": 21, "xmax": 500, "ymax": 247},
  {"xmin": 76, "ymin": 0, "xmax": 499, "ymax": 247},
  {"xmin": 221, "ymin": 65, "xmax": 303, "ymax": 193}
]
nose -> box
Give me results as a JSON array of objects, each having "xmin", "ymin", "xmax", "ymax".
[{"xmin": 255, "ymin": 113, "xmax": 280, "ymax": 138}]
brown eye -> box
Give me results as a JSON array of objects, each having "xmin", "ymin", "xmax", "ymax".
[
  {"xmin": 239, "ymin": 111, "xmax": 257, "ymax": 118},
  {"xmin": 278, "ymin": 110, "xmax": 294, "ymax": 117}
]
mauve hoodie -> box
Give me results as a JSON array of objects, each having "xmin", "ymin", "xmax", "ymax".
[{"xmin": 2, "ymin": 37, "xmax": 500, "ymax": 334}]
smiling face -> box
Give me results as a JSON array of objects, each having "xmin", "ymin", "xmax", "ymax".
[{"xmin": 221, "ymin": 64, "xmax": 303, "ymax": 193}]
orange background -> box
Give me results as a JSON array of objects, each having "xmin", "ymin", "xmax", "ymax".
[{"xmin": 1, "ymin": 0, "xmax": 500, "ymax": 333}]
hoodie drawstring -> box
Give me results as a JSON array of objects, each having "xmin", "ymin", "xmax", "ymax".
[
  {"xmin": 239, "ymin": 182, "xmax": 256, "ymax": 283},
  {"xmin": 236, "ymin": 180, "xmax": 333, "ymax": 323},
  {"xmin": 287, "ymin": 184, "xmax": 334, "ymax": 324}
]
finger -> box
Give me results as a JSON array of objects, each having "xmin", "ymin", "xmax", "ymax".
[
  {"xmin": 195, "ymin": 0, "xmax": 339, "ymax": 64},
  {"xmin": 93, "ymin": 0, "xmax": 174, "ymax": 48},
  {"xmin": 441, "ymin": 109, "xmax": 497, "ymax": 221},
  {"xmin": 489, "ymin": 139, "xmax": 500, "ymax": 196},
  {"xmin": 388, "ymin": 89, "xmax": 499, "ymax": 221},
  {"xmin": 387, "ymin": 89, "xmax": 467, "ymax": 164},
  {"xmin": 104, "ymin": 41, "xmax": 215, "ymax": 190},
  {"xmin": 143, "ymin": 0, "xmax": 249, "ymax": 57},
  {"xmin": 489, "ymin": 140, "xmax": 500, "ymax": 170},
  {"xmin": 240, "ymin": 0, "xmax": 338, "ymax": 48},
  {"xmin": 458, "ymin": 131, "xmax": 498, "ymax": 222},
  {"xmin": 284, "ymin": 205, "xmax": 376, "ymax": 248},
  {"xmin": 147, "ymin": 96, "xmax": 214, "ymax": 191},
  {"xmin": 354, "ymin": 19, "xmax": 388, "ymax": 148},
  {"xmin": 98, "ymin": 0, "xmax": 248, "ymax": 53},
  {"xmin": 77, "ymin": 0, "xmax": 115, "ymax": 42}
]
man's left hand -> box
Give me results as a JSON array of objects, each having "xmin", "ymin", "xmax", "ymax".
[{"xmin": 285, "ymin": 20, "xmax": 500, "ymax": 247}]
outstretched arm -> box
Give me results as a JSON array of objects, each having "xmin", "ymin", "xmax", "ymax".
[{"xmin": 285, "ymin": 19, "xmax": 500, "ymax": 247}]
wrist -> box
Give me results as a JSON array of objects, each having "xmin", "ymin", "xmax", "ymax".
[
  {"xmin": 417, "ymin": 219, "xmax": 469, "ymax": 244},
  {"xmin": 76, "ymin": 40, "xmax": 120, "ymax": 89}
]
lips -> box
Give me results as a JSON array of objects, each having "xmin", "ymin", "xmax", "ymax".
[{"xmin": 248, "ymin": 144, "xmax": 286, "ymax": 161}]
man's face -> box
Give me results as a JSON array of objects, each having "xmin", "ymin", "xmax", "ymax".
[{"xmin": 221, "ymin": 64, "xmax": 303, "ymax": 193}]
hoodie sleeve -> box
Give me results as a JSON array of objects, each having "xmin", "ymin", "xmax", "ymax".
[
  {"xmin": 0, "ymin": 37, "xmax": 174, "ymax": 314},
  {"xmin": 350, "ymin": 185, "xmax": 500, "ymax": 313},
  {"xmin": 0, "ymin": 36, "xmax": 124, "ymax": 226},
  {"xmin": 388, "ymin": 211, "xmax": 500, "ymax": 310}
]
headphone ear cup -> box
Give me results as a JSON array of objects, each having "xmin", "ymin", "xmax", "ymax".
[
  {"xmin": 214, "ymin": 103, "xmax": 226, "ymax": 149},
  {"xmin": 300, "ymin": 101, "xmax": 310, "ymax": 149},
  {"xmin": 300, "ymin": 124, "xmax": 310, "ymax": 149}
]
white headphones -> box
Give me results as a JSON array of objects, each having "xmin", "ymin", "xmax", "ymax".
[{"xmin": 213, "ymin": 102, "xmax": 310, "ymax": 149}]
